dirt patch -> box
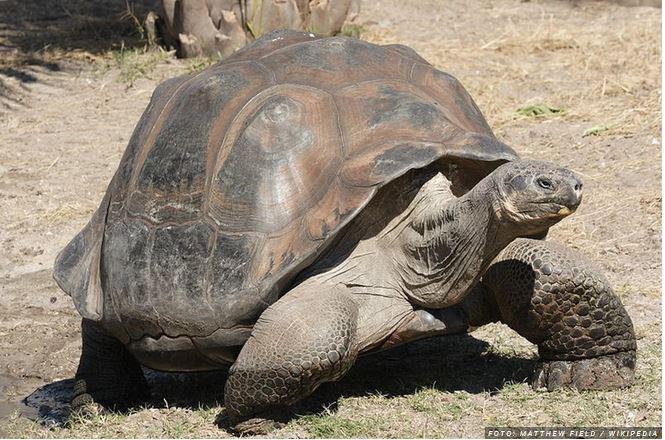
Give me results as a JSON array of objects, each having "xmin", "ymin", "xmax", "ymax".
[{"xmin": 0, "ymin": 0, "xmax": 661, "ymax": 437}]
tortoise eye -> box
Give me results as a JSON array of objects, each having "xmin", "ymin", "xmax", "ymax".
[{"xmin": 537, "ymin": 177, "xmax": 554, "ymax": 190}]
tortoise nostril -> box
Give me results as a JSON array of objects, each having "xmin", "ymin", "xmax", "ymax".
[{"xmin": 575, "ymin": 182, "xmax": 583, "ymax": 191}]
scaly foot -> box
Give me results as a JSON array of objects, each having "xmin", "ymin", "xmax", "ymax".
[{"xmin": 532, "ymin": 350, "xmax": 636, "ymax": 391}]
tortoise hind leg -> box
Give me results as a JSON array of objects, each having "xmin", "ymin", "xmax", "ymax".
[
  {"xmin": 71, "ymin": 319, "xmax": 149, "ymax": 414},
  {"xmin": 468, "ymin": 238, "xmax": 636, "ymax": 391}
]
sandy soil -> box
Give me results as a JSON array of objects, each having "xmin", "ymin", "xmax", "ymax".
[{"xmin": 0, "ymin": 0, "xmax": 661, "ymax": 437}]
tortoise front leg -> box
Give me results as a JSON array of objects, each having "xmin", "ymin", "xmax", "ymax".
[
  {"xmin": 474, "ymin": 238, "xmax": 636, "ymax": 391},
  {"xmin": 224, "ymin": 283, "xmax": 360, "ymax": 434}
]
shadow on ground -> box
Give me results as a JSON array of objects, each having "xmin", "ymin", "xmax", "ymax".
[
  {"xmin": 0, "ymin": 0, "xmax": 159, "ymax": 106},
  {"xmin": 23, "ymin": 333, "xmax": 535, "ymax": 430},
  {"xmin": 1, "ymin": 0, "xmax": 159, "ymax": 60}
]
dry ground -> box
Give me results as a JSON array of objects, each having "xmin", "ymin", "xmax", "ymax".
[{"xmin": 0, "ymin": 0, "xmax": 661, "ymax": 437}]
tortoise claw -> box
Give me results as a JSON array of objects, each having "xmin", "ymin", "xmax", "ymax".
[
  {"xmin": 221, "ymin": 405, "xmax": 293, "ymax": 435},
  {"xmin": 532, "ymin": 350, "xmax": 636, "ymax": 392},
  {"xmin": 231, "ymin": 417, "xmax": 286, "ymax": 435}
]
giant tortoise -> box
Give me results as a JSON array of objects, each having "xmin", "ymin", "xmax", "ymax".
[{"xmin": 54, "ymin": 30, "xmax": 636, "ymax": 432}]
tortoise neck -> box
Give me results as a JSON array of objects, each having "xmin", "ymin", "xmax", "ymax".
[{"xmin": 394, "ymin": 174, "xmax": 513, "ymax": 308}]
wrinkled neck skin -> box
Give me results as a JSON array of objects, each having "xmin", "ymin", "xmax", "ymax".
[
  {"xmin": 385, "ymin": 173, "xmax": 517, "ymax": 309},
  {"xmin": 300, "ymin": 170, "xmax": 527, "ymax": 312}
]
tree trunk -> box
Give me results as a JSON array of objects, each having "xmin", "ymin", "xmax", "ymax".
[{"xmin": 158, "ymin": 0, "xmax": 361, "ymax": 58}]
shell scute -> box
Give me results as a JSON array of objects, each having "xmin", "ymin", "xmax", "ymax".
[
  {"xmin": 127, "ymin": 62, "xmax": 273, "ymax": 223},
  {"xmin": 261, "ymin": 36, "xmax": 414, "ymax": 89},
  {"xmin": 410, "ymin": 63, "xmax": 493, "ymax": 135},
  {"xmin": 305, "ymin": 180, "xmax": 369, "ymax": 241},
  {"xmin": 102, "ymin": 218, "xmax": 160, "ymax": 340},
  {"xmin": 224, "ymin": 29, "xmax": 322, "ymax": 63},
  {"xmin": 207, "ymin": 84, "xmax": 342, "ymax": 235},
  {"xmin": 149, "ymin": 222, "xmax": 218, "ymax": 336},
  {"xmin": 208, "ymin": 233, "xmax": 260, "ymax": 303},
  {"xmin": 382, "ymin": 43, "xmax": 431, "ymax": 66}
]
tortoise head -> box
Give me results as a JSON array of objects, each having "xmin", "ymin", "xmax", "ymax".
[{"xmin": 489, "ymin": 160, "xmax": 583, "ymax": 233}]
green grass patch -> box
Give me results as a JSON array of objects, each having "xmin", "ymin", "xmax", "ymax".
[
  {"xmin": 339, "ymin": 24, "xmax": 367, "ymax": 39},
  {"xmin": 516, "ymin": 103, "xmax": 564, "ymax": 117},
  {"xmin": 298, "ymin": 413, "xmax": 386, "ymax": 438},
  {"xmin": 494, "ymin": 381, "xmax": 535, "ymax": 402},
  {"xmin": 408, "ymin": 387, "xmax": 440, "ymax": 413},
  {"xmin": 110, "ymin": 44, "xmax": 172, "ymax": 86},
  {"xmin": 186, "ymin": 57, "xmax": 221, "ymax": 74},
  {"xmin": 583, "ymin": 124, "xmax": 613, "ymax": 137},
  {"xmin": 633, "ymin": 338, "xmax": 661, "ymax": 388},
  {"xmin": 406, "ymin": 387, "xmax": 472, "ymax": 420}
]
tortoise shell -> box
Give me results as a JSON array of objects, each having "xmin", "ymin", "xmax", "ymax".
[{"xmin": 54, "ymin": 30, "xmax": 518, "ymax": 345}]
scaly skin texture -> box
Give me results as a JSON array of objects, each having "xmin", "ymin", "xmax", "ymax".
[
  {"xmin": 476, "ymin": 238, "xmax": 636, "ymax": 390},
  {"xmin": 224, "ymin": 284, "xmax": 360, "ymax": 430},
  {"xmin": 72, "ymin": 320, "xmax": 149, "ymax": 412}
]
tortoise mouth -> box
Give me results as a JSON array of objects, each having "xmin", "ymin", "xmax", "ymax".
[
  {"xmin": 536, "ymin": 202, "xmax": 578, "ymax": 219},
  {"xmin": 556, "ymin": 205, "xmax": 574, "ymax": 216}
]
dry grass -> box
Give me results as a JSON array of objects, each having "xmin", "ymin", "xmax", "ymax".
[
  {"xmin": 42, "ymin": 203, "xmax": 93, "ymax": 226},
  {"xmin": 363, "ymin": 1, "xmax": 660, "ymax": 135}
]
